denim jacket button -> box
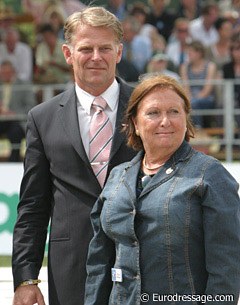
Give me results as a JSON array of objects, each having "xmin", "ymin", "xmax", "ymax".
[
  {"xmin": 134, "ymin": 274, "xmax": 140, "ymax": 280},
  {"xmin": 166, "ymin": 167, "xmax": 173, "ymax": 174},
  {"xmin": 130, "ymin": 209, "xmax": 136, "ymax": 215},
  {"xmin": 133, "ymin": 241, "xmax": 138, "ymax": 246}
]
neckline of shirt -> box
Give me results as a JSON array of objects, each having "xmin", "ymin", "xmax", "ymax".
[{"xmin": 75, "ymin": 79, "xmax": 119, "ymax": 115}]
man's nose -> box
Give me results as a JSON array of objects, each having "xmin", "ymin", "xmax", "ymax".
[{"xmin": 92, "ymin": 49, "xmax": 102, "ymax": 61}]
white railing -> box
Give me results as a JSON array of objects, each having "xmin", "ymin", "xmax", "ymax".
[
  {"xmin": 181, "ymin": 79, "xmax": 240, "ymax": 162},
  {"xmin": 0, "ymin": 79, "xmax": 239, "ymax": 162}
]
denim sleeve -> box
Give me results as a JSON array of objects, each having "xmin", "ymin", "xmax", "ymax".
[
  {"xmin": 201, "ymin": 160, "xmax": 240, "ymax": 304},
  {"xmin": 84, "ymin": 196, "xmax": 115, "ymax": 305}
]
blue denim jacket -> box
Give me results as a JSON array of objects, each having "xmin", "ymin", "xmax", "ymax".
[{"xmin": 85, "ymin": 141, "xmax": 240, "ymax": 305}]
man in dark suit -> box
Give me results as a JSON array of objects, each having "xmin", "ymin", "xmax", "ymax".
[{"xmin": 12, "ymin": 7, "xmax": 136, "ymax": 305}]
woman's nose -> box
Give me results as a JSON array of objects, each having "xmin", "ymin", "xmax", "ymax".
[{"xmin": 160, "ymin": 114, "xmax": 170, "ymax": 127}]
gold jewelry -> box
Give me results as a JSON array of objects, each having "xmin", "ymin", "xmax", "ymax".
[
  {"xmin": 143, "ymin": 155, "xmax": 165, "ymax": 171},
  {"xmin": 135, "ymin": 129, "xmax": 140, "ymax": 136},
  {"xmin": 20, "ymin": 279, "xmax": 41, "ymax": 287}
]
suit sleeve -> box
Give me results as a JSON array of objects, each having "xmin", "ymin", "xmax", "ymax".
[
  {"xmin": 202, "ymin": 160, "xmax": 240, "ymax": 304},
  {"xmin": 84, "ymin": 196, "xmax": 115, "ymax": 305},
  {"xmin": 12, "ymin": 110, "xmax": 52, "ymax": 290}
]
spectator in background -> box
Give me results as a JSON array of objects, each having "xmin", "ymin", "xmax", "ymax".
[
  {"xmin": 189, "ymin": 1, "xmax": 219, "ymax": 47},
  {"xmin": 0, "ymin": 6, "xmax": 16, "ymax": 41},
  {"xmin": 178, "ymin": 0, "xmax": 201, "ymax": 21},
  {"xmin": 180, "ymin": 40, "xmax": 217, "ymax": 128},
  {"xmin": 129, "ymin": 2, "xmax": 166, "ymax": 55},
  {"xmin": 44, "ymin": 10, "xmax": 65, "ymax": 40},
  {"xmin": 222, "ymin": 34, "xmax": 240, "ymax": 127},
  {"xmin": 206, "ymin": 17, "xmax": 233, "ymax": 109},
  {"xmin": 143, "ymin": 52, "xmax": 180, "ymax": 81},
  {"xmin": 34, "ymin": 23, "xmax": 71, "ymax": 84},
  {"xmin": 146, "ymin": 33, "xmax": 168, "ymax": 67},
  {"xmin": 22, "ymin": 0, "xmax": 49, "ymax": 25},
  {"xmin": 22, "ymin": 0, "xmax": 86, "ymax": 23},
  {"xmin": 146, "ymin": 0, "xmax": 177, "ymax": 42},
  {"xmin": 151, "ymin": 29, "xmax": 166, "ymax": 54},
  {"xmin": 220, "ymin": 0, "xmax": 240, "ymax": 39},
  {"xmin": 129, "ymin": 2, "xmax": 155, "ymax": 37},
  {"xmin": 122, "ymin": 16, "xmax": 152, "ymax": 74},
  {"xmin": 0, "ymin": 27, "xmax": 33, "ymax": 82},
  {"xmin": 206, "ymin": 17, "xmax": 233, "ymax": 75},
  {"xmin": 223, "ymin": 10, "xmax": 240, "ymax": 37},
  {"xmin": 166, "ymin": 18, "xmax": 191, "ymax": 69},
  {"xmin": 129, "ymin": 2, "xmax": 166, "ymax": 54},
  {"xmin": 0, "ymin": 60, "xmax": 36, "ymax": 161},
  {"xmin": 106, "ymin": 0, "xmax": 129, "ymax": 21},
  {"xmin": 60, "ymin": 0, "xmax": 86, "ymax": 17},
  {"xmin": 229, "ymin": 0, "xmax": 240, "ymax": 36}
]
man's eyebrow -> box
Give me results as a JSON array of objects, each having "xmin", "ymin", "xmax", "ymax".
[{"xmin": 77, "ymin": 44, "xmax": 113, "ymax": 48}]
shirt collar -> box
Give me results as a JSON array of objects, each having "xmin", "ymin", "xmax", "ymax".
[{"xmin": 75, "ymin": 79, "xmax": 119, "ymax": 115}]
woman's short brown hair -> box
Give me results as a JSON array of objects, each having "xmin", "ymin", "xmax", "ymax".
[
  {"xmin": 187, "ymin": 40, "xmax": 206, "ymax": 58},
  {"xmin": 123, "ymin": 75, "xmax": 195, "ymax": 151}
]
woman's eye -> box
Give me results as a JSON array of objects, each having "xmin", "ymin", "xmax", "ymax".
[
  {"xmin": 147, "ymin": 110, "xmax": 159, "ymax": 116},
  {"xmin": 169, "ymin": 109, "xmax": 179, "ymax": 115}
]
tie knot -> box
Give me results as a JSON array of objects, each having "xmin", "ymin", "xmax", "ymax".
[{"xmin": 92, "ymin": 96, "xmax": 107, "ymax": 112}]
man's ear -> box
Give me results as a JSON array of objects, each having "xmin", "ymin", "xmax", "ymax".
[
  {"xmin": 62, "ymin": 44, "xmax": 73, "ymax": 65},
  {"xmin": 116, "ymin": 43, "xmax": 123, "ymax": 64}
]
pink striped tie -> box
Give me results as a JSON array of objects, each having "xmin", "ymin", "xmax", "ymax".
[{"xmin": 89, "ymin": 96, "xmax": 113, "ymax": 187}]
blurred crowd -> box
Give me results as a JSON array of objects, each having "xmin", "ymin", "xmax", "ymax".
[{"xmin": 0, "ymin": 0, "xmax": 240, "ymax": 161}]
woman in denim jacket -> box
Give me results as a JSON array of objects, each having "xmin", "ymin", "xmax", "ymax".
[{"xmin": 84, "ymin": 75, "xmax": 240, "ymax": 305}]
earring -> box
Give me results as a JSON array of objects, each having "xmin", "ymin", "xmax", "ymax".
[{"xmin": 136, "ymin": 129, "xmax": 140, "ymax": 136}]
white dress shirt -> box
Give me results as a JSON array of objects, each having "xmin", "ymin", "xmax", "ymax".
[
  {"xmin": 166, "ymin": 40, "xmax": 189, "ymax": 67},
  {"xmin": 189, "ymin": 17, "xmax": 219, "ymax": 47},
  {"xmin": 0, "ymin": 42, "xmax": 33, "ymax": 81},
  {"xmin": 75, "ymin": 79, "xmax": 120, "ymax": 157}
]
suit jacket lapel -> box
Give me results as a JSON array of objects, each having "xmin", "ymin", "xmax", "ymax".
[
  {"xmin": 58, "ymin": 87, "xmax": 90, "ymax": 166},
  {"xmin": 110, "ymin": 79, "xmax": 133, "ymax": 160},
  {"xmin": 57, "ymin": 80, "xmax": 134, "ymax": 184}
]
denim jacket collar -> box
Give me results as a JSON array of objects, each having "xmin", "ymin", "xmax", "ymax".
[{"xmin": 123, "ymin": 141, "xmax": 195, "ymax": 198}]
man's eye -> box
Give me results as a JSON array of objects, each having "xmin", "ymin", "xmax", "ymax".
[
  {"xmin": 79, "ymin": 48, "xmax": 92, "ymax": 53},
  {"xmin": 100, "ymin": 47, "xmax": 112, "ymax": 52}
]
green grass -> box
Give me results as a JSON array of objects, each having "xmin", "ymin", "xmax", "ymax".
[
  {"xmin": 0, "ymin": 256, "xmax": 11, "ymax": 267},
  {"xmin": 0, "ymin": 256, "xmax": 48, "ymax": 267}
]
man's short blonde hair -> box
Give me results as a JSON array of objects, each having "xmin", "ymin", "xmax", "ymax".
[{"xmin": 64, "ymin": 6, "xmax": 123, "ymax": 45}]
